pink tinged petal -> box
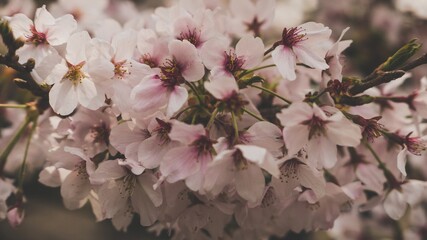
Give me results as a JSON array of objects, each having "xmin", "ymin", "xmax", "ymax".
[
  {"xmin": 293, "ymin": 44, "xmax": 329, "ymax": 70},
  {"xmin": 169, "ymin": 39, "xmax": 204, "ymax": 82},
  {"xmin": 87, "ymin": 58, "xmax": 115, "ymax": 81},
  {"xmin": 44, "ymin": 61, "xmax": 68, "ymax": 85},
  {"xmin": 246, "ymin": 121, "xmax": 283, "ymax": 147},
  {"xmin": 131, "ymin": 187, "xmax": 159, "ymax": 226},
  {"xmin": 111, "ymin": 208, "xmax": 133, "ymax": 232},
  {"xmin": 169, "ymin": 120, "xmax": 205, "ymax": 144},
  {"xmin": 255, "ymin": 0, "xmax": 275, "ymax": 25},
  {"xmin": 383, "ymin": 189, "xmax": 407, "ymax": 220},
  {"xmin": 110, "ymin": 123, "xmax": 147, "ymax": 154},
  {"xmin": 397, "ymin": 147, "xmax": 408, "ymax": 177},
  {"xmin": 236, "ymin": 145, "xmax": 280, "ymax": 178},
  {"xmin": 272, "ymin": 45, "xmax": 297, "ymax": 81},
  {"xmin": 356, "ymin": 164, "xmax": 386, "ymax": 194},
  {"xmin": 235, "ymin": 164, "xmax": 265, "ymax": 204},
  {"xmin": 236, "ymin": 35, "xmax": 264, "ymax": 69},
  {"xmin": 131, "ymin": 75, "xmax": 168, "ymax": 114},
  {"xmin": 121, "ymin": 149, "xmax": 146, "ymax": 175},
  {"xmin": 402, "ymin": 180, "xmax": 427, "ymax": 206},
  {"xmin": 325, "ymin": 115, "xmax": 362, "ymax": 147},
  {"xmin": 16, "ymin": 43, "xmax": 53, "ymax": 64},
  {"xmin": 166, "ymin": 86, "xmax": 188, "ymax": 116},
  {"xmin": 8, "ymin": 13, "xmax": 32, "ymax": 40},
  {"xmin": 160, "ymin": 146, "xmax": 200, "ymax": 183},
  {"xmin": 185, "ymin": 170, "xmax": 205, "ymax": 191},
  {"xmin": 204, "ymin": 74, "xmax": 238, "ymax": 100},
  {"xmin": 66, "ymin": 31, "xmax": 91, "ymax": 65},
  {"xmin": 38, "ymin": 166, "xmax": 68, "ymax": 187},
  {"xmin": 200, "ymin": 37, "xmax": 229, "ymax": 69},
  {"xmin": 76, "ymin": 79, "xmax": 98, "ymax": 110},
  {"xmin": 230, "ymin": 0, "xmax": 255, "ymax": 22},
  {"xmin": 90, "ymin": 160, "xmax": 127, "ymax": 185},
  {"xmin": 7, "ymin": 207, "xmax": 24, "ymax": 228},
  {"xmin": 138, "ymin": 137, "xmax": 179, "ymax": 169},
  {"xmin": 98, "ymin": 181, "xmax": 128, "ymax": 218},
  {"xmin": 49, "ymin": 80, "xmax": 78, "ymax": 115},
  {"xmin": 34, "ymin": 5, "xmax": 55, "ymax": 33},
  {"xmin": 112, "ymin": 30, "xmax": 137, "ymax": 61},
  {"xmin": 137, "ymin": 173, "xmax": 163, "ymax": 207},
  {"xmin": 283, "ymin": 125, "xmax": 309, "ymax": 156},
  {"xmin": 60, "ymin": 170, "xmax": 91, "ymax": 209},
  {"xmin": 46, "ymin": 14, "xmax": 77, "ymax": 46},
  {"xmin": 32, "ymin": 52, "xmax": 62, "ymax": 83},
  {"xmin": 307, "ymin": 136, "xmax": 337, "ymax": 169},
  {"xmin": 298, "ymin": 164, "xmax": 326, "ymax": 199},
  {"xmin": 203, "ymin": 151, "xmax": 235, "ymax": 195},
  {"xmin": 276, "ymin": 102, "xmax": 313, "ymax": 127}
]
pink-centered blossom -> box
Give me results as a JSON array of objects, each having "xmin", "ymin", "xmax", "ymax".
[
  {"xmin": 277, "ymin": 102, "xmax": 362, "ymax": 168},
  {"xmin": 7, "ymin": 5, "xmax": 77, "ymax": 64},
  {"xmin": 272, "ymin": 22, "xmax": 331, "ymax": 81}
]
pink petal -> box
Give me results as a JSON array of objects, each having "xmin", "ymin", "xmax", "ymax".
[
  {"xmin": 277, "ymin": 102, "xmax": 313, "ymax": 127},
  {"xmin": 235, "ymin": 164, "xmax": 265, "ymax": 204},
  {"xmin": 293, "ymin": 44, "xmax": 329, "ymax": 70},
  {"xmin": 282, "ymin": 125, "xmax": 309, "ymax": 156},
  {"xmin": 204, "ymin": 73, "xmax": 238, "ymax": 100},
  {"xmin": 34, "ymin": 5, "xmax": 55, "ymax": 33},
  {"xmin": 236, "ymin": 35, "xmax": 264, "ymax": 69},
  {"xmin": 169, "ymin": 120, "xmax": 205, "ymax": 144},
  {"xmin": 160, "ymin": 146, "xmax": 200, "ymax": 183},
  {"xmin": 166, "ymin": 86, "xmax": 188, "ymax": 116}
]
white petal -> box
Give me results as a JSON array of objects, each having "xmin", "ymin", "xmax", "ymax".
[
  {"xmin": 235, "ymin": 164, "xmax": 265, "ymax": 204},
  {"xmin": 44, "ymin": 60, "xmax": 68, "ymax": 85},
  {"xmin": 276, "ymin": 102, "xmax": 313, "ymax": 127},
  {"xmin": 66, "ymin": 31, "xmax": 91, "ymax": 65},
  {"xmin": 112, "ymin": 30, "xmax": 137, "ymax": 61},
  {"xmin": 397, "ymin": 147, "xmax": 408, "ymax": 177},
  {"xmin": 293, "ymin": 44, "xmax": 329, "ymax": 70},
  {"xmin": 76, "ymin": 79, "xmax": 98, "ymax": 109},
  {"xmin": 272, "ymin": 45, "xmax": 297, "ymax": 81},
  {"xmin": 60, "ymin": 170, "xmax": 90, "ymax": 208},
  {"xmin": 49, "ymin": 80, "xmax": 78, "ymax": 115},
  {"xmin": 298, "ymin": 164, "xmax": 326, "ymax": 199},
  {"xmin": 383, "ymin": 189, "xmax": 407, "ymax": 220},
  {"xmin": 236, "ymin": 35, "xmax": 264, "ymax": 69},
  {"xmin": 166, "ymin": 86, "xmax": 188, "ymax": 116},
  {"xmin": 236, "ymin": 145, "xmax": 280, "ymax": 178},
  {"xmin": 34, "ymin": 5, "xmax": 55, "ymax": 33},
  {"xmin": 90, "ymin": 160, "xmax": 127, "ymax": 185},
  {"xmin": 282, "ymin": 125, "xmax": 309, "ymax": 156},
  {"xmin": 47, "ymin": 14, "xmax": 77, "ymax": 45},
  {"xmin": 307, "ymin": 136, "xmax": 337, "ymax": 169}
]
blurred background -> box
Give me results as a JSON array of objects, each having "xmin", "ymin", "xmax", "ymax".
[{"xmin": 1, "ymin": 0, "xmax": 427, "ymax": 239}]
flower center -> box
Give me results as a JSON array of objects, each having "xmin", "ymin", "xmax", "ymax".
[
  {"xmin": 160, "ymin": 58, "xmax": 185, "ymax": 89},
  {"xmin": 233, "ymin": 149, "xmax": 248, "ymax": 170},
  {"xmin": 223, "ymin": 49, "xmax": 244, "ymax": 75},
  {"xmin": 27, "ymin": 25, "xmax": 47, "ymax": 45},
  {"xmin": 153, "ymin": 118, "xmax": 172, "ymax": 145},
  {"xmin": 281, "ymin": 27, "xmax": 306, "ymax": 48},
  {"xmin": 405, "ymin": 135, "xmax": 426, "ymax": 155},
  {"xmin": 64, "ymin": 61, "xmax": 86, "ymax": 85},
  {"xmin": 113, "ymin": 60, "xmax": 129, "ymax": 79},
  {"xmin": 302, "ymin": 116, "xmax": 326, "ymax": 140},
  {"xmin": 245, "ymin": 17, "xmax": 265, "ymax": 37},
  {"xmin": 279, "ymin": 158, "xmax": 301, "ymax": 183},
  {"xmin": 191, "ymin": 135, "xmax": 214, "ymax": 157},
  {"xmin": 119, "ymin": 174, "xmax": 137, "ymax": 198},
  {"xmin": 75, "ymin": 161, "xmax": 89, "ymax": 178},
  {"xmin": 177, "ymin": 27, "xmax": 201, "ymax": 47},
  {"xmin": 139, "ymin": 53, "xmax": 157, "ymax": 68}
]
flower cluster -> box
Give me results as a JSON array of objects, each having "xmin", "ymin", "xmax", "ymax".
[{"xmin": 1, "ymin": 0, "xmax": 427, "ymax": 239}]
